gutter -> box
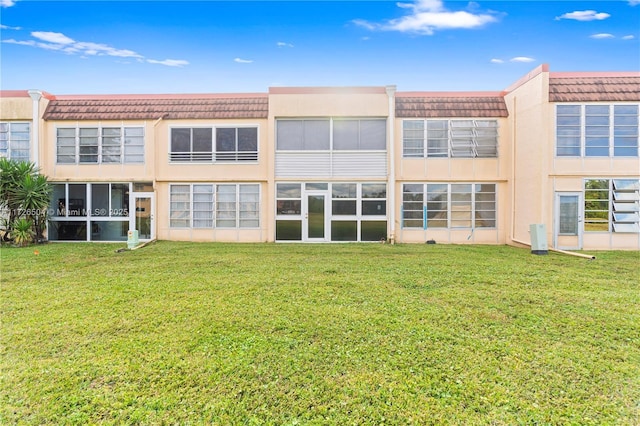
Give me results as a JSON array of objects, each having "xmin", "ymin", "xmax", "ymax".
[{"xmin": 386, "ymin": 85, "xmax": 397, "ymax": 244}]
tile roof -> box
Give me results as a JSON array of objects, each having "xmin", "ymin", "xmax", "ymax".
[
  {"xmin": 395, "ymin": 92, "xmax": 508, "ymax": 118},
  {"xmin": 42, "ymin": 94, "xmax": 269, "ymax": 120},
  {"xmin": 549, "ymin": 76, "xmax": 640, "ymax": 102}
]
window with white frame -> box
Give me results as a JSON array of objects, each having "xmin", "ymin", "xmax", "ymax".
[
  {"xmin": 169, "ymin": 183, "xmax": 260, "ymax": 228},
  {"xmin": 276, "ymin": 118, "xmax": 386, "ymax": 151},
  {"xmin": 402, "ymin": 119, "xmax": 498, "ymax": 158},
  {"xmin": 402, "ymin": 183, "xmax": 496, "ymax": 229},
  {"xmin": 56, "ymin": 126, "xmax": 144, "ymax": 164},
  {"xmin": 0, "ymin": 122, "xmax": 30, "ymax": 161},
  {"xmin": 556, "ymin": 104, "xmax": 639, "ymax": 157},
  {"xmin": 584, "ymin": 179, "xmax": 639, "ymax": 233},
  {"xmin": 48, "ymin": 182, "xmax": 131, "ymax": 241},
  {"xmin": 170, "ymin": 126, "xmax": 258, "ymax": 162}
]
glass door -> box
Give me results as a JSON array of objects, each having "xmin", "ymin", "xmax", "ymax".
[
  {"xmin": 132, "ymin": 192, "xmax": 155, "ymax": 241},
  {"xmin": 555, "ymin": 192, "xmax": 582, "ymax": 250},
  {"xmin": 304, "ymin": 192, "xmax": 329, "ymax": 242}
]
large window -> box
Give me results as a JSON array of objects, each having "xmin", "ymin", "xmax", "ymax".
[
  {"xmin": 170, "ymin": 126, "xmax": 258, "ymax": 162},
  {"xmin": 584, "ymin": 179, "xmax": 639, "ymax": 233},
  {"xmin": 169, "ymin": 183, "xmax": 260, "ymax": 228},
  {"xmin": 275, "ymin": 182, "xmax": 387, "ymax": 242},
  {"xmin": 556, "ymin": 104, "xmax": 639, "ymax": 157},
  {"xmin": 402, "ymin": 183, "xmax": 496, "ymax": 229},
  {"xmin": 48, "ymin": 183, "xmax": 130, "ymax": 241},
  {"xmin": 56, "ymin": 126, "xmax": 144, "ymax": 164},
  {"xmin": 402, "ymin": 119, "xmax": 498, "ymax": 158},
  {"xmin": 0, "ymin": 122, "xmax": 30, "ymax": 161},
  {"xmin": 276, "ymin": 118, "xmax": 386, "ymax": 151}
]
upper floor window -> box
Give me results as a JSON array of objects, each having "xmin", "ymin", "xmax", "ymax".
[
  {"xmin": 556, "ymin": 104, "xmax": 639, "ymax": 157},
  {"xmin": 276, "ymin": 118, "xmax": 386, "ymax": 151},
  {"xmin": 56, "ymin": 126, "xmax": 144, "ymax": 164},
  {"xmin": 403, "ymin": 119, "xmax": 498, "ymax": 158},
  {"xmin": 0, "ymin": 122, "xmax": 30, "ymax": 162},
  {"xmin": 169, "ymin": 126, "xmax": 258, "ymax": 162}
]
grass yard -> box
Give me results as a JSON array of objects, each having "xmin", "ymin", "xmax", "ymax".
[{"xmin": 1, "ymin": 242, "xmax": 639, "ymax": 425}]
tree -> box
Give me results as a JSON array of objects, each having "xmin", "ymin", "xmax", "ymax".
[{"xmin": 0, "ymin": 158, "xmax": 52, "ymax": 245}]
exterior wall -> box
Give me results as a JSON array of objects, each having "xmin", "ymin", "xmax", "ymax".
[
  {"xmin": 10, "ymin": 67, "xmax": 638, "ymax": 248},
  {"xmin": 155, "ymin": 181, "xmax": 269, "ymax": 243},
  {"xmin": 154, "ymin": 117, "xmax": 271, "ymax": 242},
  {"xmin": 41, "ymin": 119, "xmax": 156, "ymax": 181},
  {"xmin": 0, "ymin": 94, "xmax": 33, "ymax": 120},
  {"xmin": 503, "ymin": 69, "xmax": 551, "ymax": 246},
  {"xmin": 393, "ymin": 114, "xmax": 511, "ymax": 245},
  {"xmin": 268, "ymin": 87, "xmax": 392, "ymax": 243},
  {"xmin": 505, "ymin": 68, "xmax": 640, "ymax": 250},
  {"xmin": 0, "ymin": 91, "xmax": 52, "ymax": 165},
  {"xmin": 552, "ymin": 177, "xmax": 640, "ymax": 250},
  {"xmin": 269, "ymin": 87, "xmax": 390, "ymax": 118}
]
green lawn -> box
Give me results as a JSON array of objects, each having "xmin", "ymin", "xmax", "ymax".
[{"xmin": 1, "ymin": 242, "xmax": 639, "ymax": 425}]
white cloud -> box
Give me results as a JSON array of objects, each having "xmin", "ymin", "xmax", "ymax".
[
  {"xmin": 147, "ymin": 59, "xmax": 189, "ymax": 67},
  {"xmin": 622, "ymin": 34, "xmax": 635, "ymax": 40},
  {"xmin": 510, "ymin": 56, "xmax": 535, "ymax": 63},
  {"xmin": 32, "ymin": 31, "xmax": 75, "ymax": 45},
  {"xmin": 590, "ymin": 33, "xmax": 615, "ymax": 39},
  {"xmin": 0, "ymin": 0, "xmax": 16, "ymax": 7},
  {"xmin": 490, "ymin": 58, "xmax": 504, "ymax": 64},
  {"xmin": 555, "ymin": 10, "xmax": 611, "ymax": 21},
  {"xmin": 2, "ymin": 29, "xmax": 186, "ymax": 66},
  {"xmin": 353, "ymin": 0, "xmax": 498, "ymax": 35},
  {"xmin": 277, "ymin": 41, "xmax": 294, "ymax": 48},
  {"xmin": 234, "ymin": 57, "xmax": 254, "ymax": 63},
  {"xmin": 0, "ymin": 24, "xmax": 21, "ymax": 30},
  {"xmin": 3, "ymin": 38, "xmax": 35, "ymax": 46},
  {"xmin": 628, "ymin": 0, "xmax": 639, "ymax": 6}
]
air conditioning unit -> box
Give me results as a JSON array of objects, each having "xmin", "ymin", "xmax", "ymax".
[{"xmin": 530, "ymin": 224, "xmax": 548, "ymax": 255}]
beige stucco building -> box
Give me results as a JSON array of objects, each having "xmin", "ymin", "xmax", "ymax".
[{"xmin": 1, "ymin": 65, "xmax": 639, "ymax": 250}]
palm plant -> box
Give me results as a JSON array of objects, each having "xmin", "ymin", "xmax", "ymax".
[
  {"xmin": 11, "ymin": 217, "xmax": 34, "ymax": 247},
  {"xmin": 0, "ymin": 158, "xmax": 52, "ymax": 244}
]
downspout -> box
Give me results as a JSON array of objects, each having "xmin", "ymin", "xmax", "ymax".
[
  {"xmin": 510, "ymin": 96, "xmax": 518, "ymax": 245},
  {"xmin": 27, "ymin": 90, "xmax": 42, "ymax": 168},
  {"xmin": 386, "ymin": 85, "xmax": 397, "ymax": 244}
]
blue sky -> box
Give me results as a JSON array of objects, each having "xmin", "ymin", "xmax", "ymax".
[{"xmin": 1, "ymin": 1, "xmax": 639, "ymax": 94}]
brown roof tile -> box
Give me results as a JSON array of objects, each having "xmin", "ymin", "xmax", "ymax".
[
  {"xmin": 549, "ymin": 76, "xmax": 640, "ymax": 102},
  {"xmin": 395, "ymin": 93, "xmax": 508, "ymax": 118},
  {"xmin": 43, "ymin": 94, "xmax": 269, "ymax": 120}
]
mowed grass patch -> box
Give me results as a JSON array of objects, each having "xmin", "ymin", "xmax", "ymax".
[{"xmin": 1, "ymin": 242, "xmax": 639, "ymax": 424}]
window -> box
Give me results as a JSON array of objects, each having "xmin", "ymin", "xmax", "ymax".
[
  {"xmin": 402, "ymin": 119, "xmax": 498, "ymax": 158},
  {"xmin": 333, "ymin": 119, "xmax": 386, "ymax": 150},
  {"xmin": 0, "ymin": 122, "xmax": 30, "ymax": 161},
  {"xmin": 584, "ymin": 179, "xmax": 640, "ymax": 233},
  {"xmin": 277, "ymin": 119, "xmax": 330, "ymax": 151},
  {"xmin": 170, "ymin": 128, "xmax": 212, "ymax": 162},
  {"xmin": 56, "ymin": 126, "xmax": 144, "ymax": 164},
  {"xmin": 216, "ymin": 127, "xmax": 258, "ymax": 161},
  {"xmin": 402, "ymin": 183, "xmax": 497, "ymax": 229},
  {"xmin": 170, "ymin": 126, "xmax": 258, "ymax": 162},
  {"xmin": 275, "ymin": 182, "xmax": 387, "ymax": 242},
  {"xmin": 169, "ymin": 183, "xmax": 260, "ymax": 229},
  {"xmin": 48, "ymin": 182, "xmax": 131, "ymax": 241},
  {"xmin": 276, "ymin": 118, "xmax": 386, "ymax": 151},
  {"xmin": 556, "ymin": 104, "xmax": 639, "ymax": 157}
]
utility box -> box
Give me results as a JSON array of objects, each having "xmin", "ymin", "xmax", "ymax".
[
  {"xmin": 530, "ymin": 224, "xmax": 548, "ymax": 255},
  {"xmin": 127, "ymin": 229, "xmax": 139, "ymax": 249}
]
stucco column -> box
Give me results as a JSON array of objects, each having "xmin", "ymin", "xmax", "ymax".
[{"xmin": 27, "ymin": 90, "xmax": 42, "ymax": 168}]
